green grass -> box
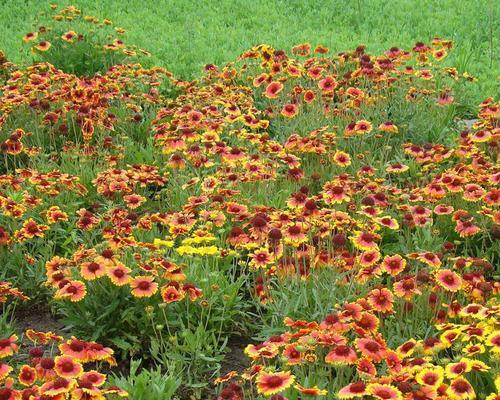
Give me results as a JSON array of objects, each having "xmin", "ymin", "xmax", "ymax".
[{"xmin": 0, "ymin": 0, "xmax": 498, "ymax": 100}]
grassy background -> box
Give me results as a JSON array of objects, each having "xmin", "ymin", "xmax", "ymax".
[{"xmin": 0, "ymin": 0, "xmax": 498, "ymax": 100}]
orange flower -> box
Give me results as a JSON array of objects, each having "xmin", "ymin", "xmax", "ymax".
[
  {"xmin": 61, "ymin": 31, "xmax": 77, "ymax": 42},
  {"xmin": 81, "ymin": 370, "xmax": 106, "ymax": 387},
  {"xmin": 303, "ymin": 90, "xmax": 316, "ymax": 103},
  {"xmin": 0, "ymin": 363, "xmax": 12, "ymax": 380},
  {"xmin": 59, "ymin": 338, "xmax": 88, "ymax": 361},
  {"xmin": 447, "ymin": 377, "xmax": 475, "ymax": 399},
  {"xmin": 0, "ymin": 335, "xmax": 18, "ymax": 358},
  {"xmin": 367, "ymin": 288, "xmax": 394, "ymax": 313},
  {"xmin": 332, "ymin": 150, "xmax": 351, "ymax": 167},
  {"xmin": 264, "ymin": 81, "xmax": 284, "ymax": 98},
  {"xmin": 435, "ymin": 270, "xmax": 462, "ymax": 292},
  {"xmin": 351, "ymin": 231, "xmax": 380, "ymax": 251},
  {"xmin": 56, "ymin": 280, "xmax": 87, "ymax": 302},
  {"xmin": 130, "ymin": 276, "xmax": 158, "ymax": 297},
  {"xmin": 318, "ymin": 76, "xmax": 337, "ymax": 92},
  {"xmin": 46, "ymin": 206, "xmax": 69, "ymax": 224},
  {"xmin": 378, "ymin": 121, "xmax": 398, "ymax": 133},
  {"xmin": 358, "ymin": 250, "xmax": 381, "ymax": 267},
  {"xmin": 283, "ymin": 344, "xmax": 303, "ymax": 365},
  {"xmin": 325, "ymin": 345, "xmax": 357, "ymax": 365},
  {"xmin": 256, "ymin": 371, "xmax": 295, "ymax": 396},
  {"xmin": 338, "ymin": 382, "xmax": 367, "ymax": 398},
  {"xmin": 367, "ymin": 383, "xmax": 402, "ymax": 400},
  {"xmin": 281, "ymin": 103, "xmax": 298, "ymax": 118},
  {"xmin": 160, "ymin": 285, "xmax": 185, "ymax": 303},
  {"xmin": 106, "ymin": 263, "xmax": 132, "ymax": 286},
  {"xmin": 295, "ymin": 384, "xmax": 328, "ymax": 396},
  {"xmin": 123, "ymin": 194, "xmax": 146, "ymax": 209},
  {"xmin": 80, "ymin": 261, "xmax": 106, "ymax": 281},
  {"xmin": 18, "ymin": 365, "xmax": 37, "ymax": 386},
  {"xmin": 40, "ymin": 377, "xmax": 75, "ymax": 396},
  {"xmin": 415, "ymin": 252, "xmax": 441, "ymax": 268},
  {"xmin": 34, "ymin": 41, "xmax": 51, "ymax": 52},
  {"xmin": 355, "ymin": 338, "xmax": 386, "ymax": 362},
  {"xmin": 354, "ymin": 120, "xmax": 373, "ymax": 135},
  {"xmin": 54, "ymin": 355, "xmax": 83, "ymax": 378},
  {"xmin": 382, "ymin": 255, "xmax": 406, "ymax": 276},
  {"xmin": 23, "ymin": 32, "xmax": 38, "ymax": 42}
]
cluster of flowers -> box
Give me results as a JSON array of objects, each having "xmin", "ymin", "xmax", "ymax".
[
  {"xmin": 0, "ymin": 330, "xmax": 127, "ymax": 399},
  {"xmin": 0, "ymin": 281, "xmax": 28, "ymax": 303},
  {"xmin": 44, "ymin": 246, "xmax": 203, "ymax": 304},
  {"xmin": 217, "ymin": 299, "xmax": 499, "ymax": 399},
  {"xmin": 22, "ymin": 5, "xmax": 147, "ymax": 58},
  {"xmin": 0, "ymin": 60, "xmax": 173, "ymax": 152},
  {"xmin": 1, "ymin": 25, "xmax": 498, "ymax": 397}
]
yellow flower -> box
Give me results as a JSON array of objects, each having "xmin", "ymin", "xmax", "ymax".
[{"xmin": 153, "ymin": 238, "xmax": 174, "ymax": 247}]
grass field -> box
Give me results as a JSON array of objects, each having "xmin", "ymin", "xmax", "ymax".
[{"xmin": 0, "ymin": 0, "xmax": 498, "ymax": 100}]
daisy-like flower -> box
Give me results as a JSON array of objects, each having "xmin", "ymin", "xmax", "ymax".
[
  {"xmin": 281, "ymin": 103, "xmax": 298, "ymax": 118},
  {"xmin": 470, "ymin": 129, "xmax": 492, "ymax": 143},
  {"xmin": 358, "ymin": 250, "xmax": 381, "ymax": 267},
  {"xmin": 355, "ymin": 338, "xmax": 385, "ymax": 362},
  {"xmin": 54, "ymin": 355, "xmax": 83, "ymax": 378},
  {"xmin": 56, "ymin": 280, "xmax": 87, "ymax": 302},
  {"xmin": 303, "ymin": 90, "xmax": 316, "ymax": 103},
  {"xmin": 256, "ymin": 371, "xmax": 295, "ymax": 396},
  {"xmin": 46, "ymin": 206, "xmax": 69, "ymax": 224},
  {"xmin": 61, "ymin": 30, "xmax": 77, "ymax": 42},
  {"xmin": 34, "ymin": 41, "xmax": 51, "ymax": 52},
  {"xmin": 106, "ymin": 263, "xmax": 132, "ymax": 286},
  {"xmin": 295, "ymin": 384, "xmax": 328, "ymax": 396},
  {"xmin": 366, "ymin": 383, "xmax": 402, "ymax": 400},
  {"xmin": 386, "ymin": 163, "xmax": 408, "ymax": 173},
  {"xmin": 23, "ymin": 31, "xmax": 38, "ymax": 42},
  {"xmin": 283, "ymin": 344, "xmax": 303, "ymax": 365},
  {"xmin": 318, "ymin": 76, "xmax": 337, "ymax": 92},
  {"xmin": 485, "ymin": 332, "xmax": 500, "ymax": 354},
  {"xmin": 415, "ymin": 252, "xmax": 441, "ymax": 268},
  {"xmin": 59, "ymin": 338, "xmax": 88, "ymax": 361},
  {"xmin": 323, "ymin": 182, "xmax": 351, "ymax": 204},
  {"xmin": 434, "ymin": 204, "xmax": 454, "ymax": 215},
  {"xmin": 435, "ymin": 269, "xmax": 462, "ymax": 292},
  {"xmin": 264, "ymin": 81, "xmax": 284, "ymax": 98},
  {"xmin": 18, "ymin": 365, "xmax": 37, "ymax": 386},
  {"xmin": 367, "ymin": 288, "xmax": 394, "ymax": 313},
  {"xmin": 376, "ymin": 216, "xmax": 399, "ymax": 230},
  {"xmin": 40, "ymin": 377, "xmax": 75, "ymax": 396},
  {"xmin": 0, "ymin": 335, "xmax": 18, "ymax": 358},
  {"xmin": 325, "ymin": 345, "xmax": 357, "ymax": 365},
  {"xmin": 81, "ymin": 370, "xmax": 106, "ymax": 387},
  {"xmin": 396, "ymin": 339, "xmax": 418, "ymax": 358},
  {"xmin": 447, "ymin": 377, "xmax": 475, "ymax": 399},
  {"xmin": 123, "ymin": 194, "xmax": 146, "ymax": 209},
  {"xmin": 379, "ymin": 121, "xmax": 398, "ymax": 133},
  {"xmin": 160, "ymin": 285, "xmax": 185, "ymax": 304},
  {"xmin": 445, "ymin": 359, "xmax": 472, "ymax": 378},
  {"xmin": 0, "ymin": 363, "xmax": 12, "ymax": 380},
  {"xmin": 250, "ymin": 247, "xmax": 274, "ymax": 268},
  {"xmin": 351, "ymin": 231, "xmax": 380, "ymax": 251},
  {"xmin": 416, "ymin": 366, "xmax": 444, "ymax": 388},
  {"xmin": 338, "ymin": 382, "xmax": 367, "ymax": 398},
  {"xmin": 80, "ymin": 261, "xmax": 106, "ymax": 281},
  {"xmin": 332, "ymin": 150, "xmax": 351, "ymax": 167},
  {"xmin": 393, "ymin": 277, "xmax": 421, "ymax": 300},
  {"xmin": 354, "ymin": 120, "xmax": 373, "ymax": 135},
  {"xmin": 130, "ymin": 276, "xmax": 158, "ymax": 297},
  {"xmin": 382, "ymin": 254, "xmax": 406, "ymax": 276}
]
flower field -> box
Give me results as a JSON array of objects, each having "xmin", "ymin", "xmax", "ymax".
[{"xmin": 0, "ymin": 4, "xmax": 499, "ymax": 400}]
